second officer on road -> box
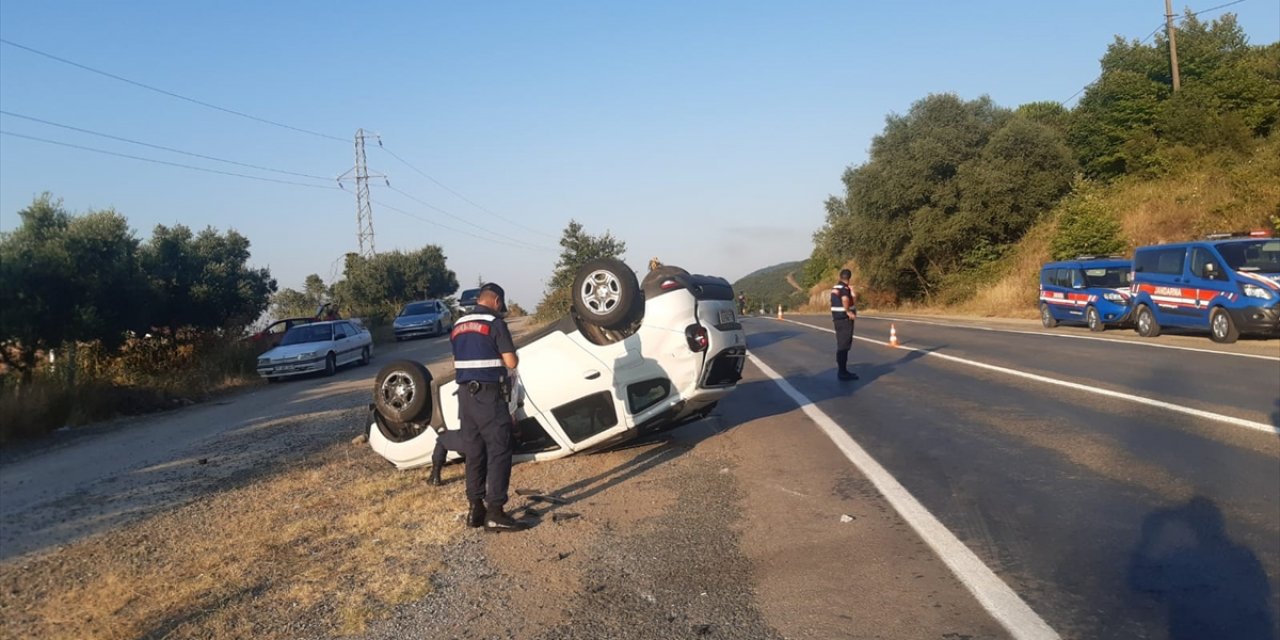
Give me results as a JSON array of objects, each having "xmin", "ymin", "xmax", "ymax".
[
  {"xmin": 831, "ymin": 269, "xmax": 859, "ymax": 381},
  {"xmin": 450, "ymin": 282, "xmax": 528, "ymax": 532}
]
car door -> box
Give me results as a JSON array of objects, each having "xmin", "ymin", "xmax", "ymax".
[
  {"xmin": 332, "ymin": 322, "xmax": 354, "ymax": 365},
  {"xmin": 515, "ymin": 331, "xmax": 632, "ymax": 452},
  {"xmin": 1137, "ymin": 246, "xmax": 1193, "ymax": 326},
  {"xmin": 1186, "ymin": 246, "xmax": 1230, "ymax": 327}
]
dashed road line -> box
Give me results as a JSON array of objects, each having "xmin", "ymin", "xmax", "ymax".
[
  {"xmin": 748, "ymin": 352, "xmax": 1061, "ymax": 640},
  {"xmin": 769, "ymin": 317, "xmax": 1279, "ymax": 436},
  {"xmin": 863, "ymin": 314, "xmax": 1280, "ymax": 362}
]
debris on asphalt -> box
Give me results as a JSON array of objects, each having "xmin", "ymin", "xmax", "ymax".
[
  {"xmin": 840, "ymin": 514, "xmax": 855, "ymax": 523},
  {"xmin": 525, "ymin": 493, "xmax": 569, "ymax": 505},
  {"xmin": 551, "ymin": 511, "xmax": 581, "ymax": 523},
  {"xmin": 197, "ymin": 458, "xmax": 208, "ymax": 465},
  {"xmin": 351, "ymin": 433, "xmax": 368, "ymax": 445},
  {"xmin": 514, "ymin": 488, "xmax": 542, "ymax": 496}
]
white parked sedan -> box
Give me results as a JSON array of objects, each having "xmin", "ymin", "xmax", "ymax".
[
  {"xmin": 257, "ymin": 320, "xmax": 373, "ymax": 382},
  {"xmin": 366, "ymin": 258, "xmax": 747, "ymax": 469}
]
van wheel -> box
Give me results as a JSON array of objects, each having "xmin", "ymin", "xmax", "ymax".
[
  {"xmin": 1039, "ymin": 303, "xmax": 1057, "ymax": 328},
  {"xmin": 573, "ymin": 258, "xmax": 643, "ymax": 330},
  {"xmin": 374, "ymin": 360, "xmax": 434, "ymax": 423},
  {"xmin": 1210, "ymin": 307, "xmax": 1239, "ymax": 344},
  {"xmin": 1135, "ymin": 305, "xmax": 1161, "ymax": 338},
  {"xmin": 1086, "ymin": 306, "xmax": 1105, "ymax": 332}
]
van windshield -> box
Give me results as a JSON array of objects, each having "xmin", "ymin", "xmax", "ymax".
[
  {"xmin": 1217, "ymin": 240, "xmax": 1280, "ymax": 274},
  {"xmin": 1083, "ymin": 267, "xmax": 1131, "ymax": 287}
]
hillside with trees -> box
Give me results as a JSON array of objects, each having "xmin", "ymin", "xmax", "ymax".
[
  {"xmin": 731, "ymin": 261, "xmax": 808, "ymax": 312},
  {"xmin": 805, "ymin": 12, "xmax": 1279, "ymax": 311}
]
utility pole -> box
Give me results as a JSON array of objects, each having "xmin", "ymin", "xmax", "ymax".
[
  {"xmin": 337, "ymin": 128, "xmax": 387, "ymax": 258},
  {"xmin": 1165, "ymin": 0, "xmax": 1181, "ymax": 92}
]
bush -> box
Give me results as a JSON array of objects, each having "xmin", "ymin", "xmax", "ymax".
[
  {"xmin": 1051, "ymin": 181, "xmax": 1127, "ymax": 260},
  {"xmin": 534, "ymin": 287, "xmax": 572, "ymax": 323}
]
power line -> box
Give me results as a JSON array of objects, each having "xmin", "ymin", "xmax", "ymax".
[
  {"xmin": 0, "ymin": 110, "xmax": 334, "ymax": 181},
  {"xmin": 1062, "ymin": 23, "xmax": 1164, "ymax": 105},
  {"xmin": 369, "ymin": 197, "xmax": 552, "ymax": 252},
  {"xmin": 0, "ymin": 38, "xmax": 347, "ymax": 143},
  {"xmin": 385, "ymin": 184, "xmax": 551, "ymax": 251},
  {"xmin": 1185, "ymin": 0, "xmax": 1248, "ymax": 19},
  {"xmin": 376, "ymin": 143, "xmax": 558, "ymax": 240},
  {"xmin": 0, "ymin": 130, "xmax": 341, "ymax": 190}
]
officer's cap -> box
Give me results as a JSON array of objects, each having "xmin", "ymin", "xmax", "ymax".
[{"xmin": 479, "ymin": 282, "xmax": 507, "ymax": 314}]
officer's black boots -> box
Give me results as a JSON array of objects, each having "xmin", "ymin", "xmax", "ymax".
[
  {"xmin": 428, "ymin": 465, "xmax": 443, "ymax": 486},
  {"xmin": 467, "ymin": 500, "xmax": 486, "ymax": 528},
  {"xmin": 838, "ymin": 370, "xmax": 859, "ymax": 381},
  {"xmin": 484, "ymin": 506, "xmax": 530, "ymax": 533}
]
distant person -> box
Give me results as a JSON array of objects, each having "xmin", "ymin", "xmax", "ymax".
[
  {"xmin": 831, "ymin": 269, "xmax": 858, "ymax": 381},
  {"xmin": 450, "ymin": 283, "xmax": 528, "ymax": 532},
  {"xmin": 738, "ymin": 293, "xmax": 747, "ymax": 316}
]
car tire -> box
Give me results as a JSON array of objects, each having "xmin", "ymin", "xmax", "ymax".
[
  {"xmin": 265, "ymin": 376, "xmax": 278, "ymax": 384},
  {"xmin": 1086, "ymin": 306, "xmax": 1105, "ymax": 333},
  {"xmin": 1040, "ymin": 303, "xmax": 1057, "ymax": 328},
  {"xmin": 1135, "ymin": 305, "xmax": 1161, "ymax": 338},
  {"xmin": 324, "ymin": 353, "xmax": 337, "ymax": 376},
  {"xmin": 1210, "ymin": 307, "xmax": 1239, "ymax": 344},
  {"xmin": 573, "ymin": 257, "xmax": 643, "ymax": 330},
  {"xmin": 360, "ymin": 346, "xmax": 372, "ymax": 366},
  {"xmin": 435, "ymin": 320, "xmax": 444, "ymax": 336},
  {"xmin": 373, "ymin": 360, "xmax": 433, "ymax": 424}
]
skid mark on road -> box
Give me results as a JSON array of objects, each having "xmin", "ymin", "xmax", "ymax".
[
  {"xmin": 773, "ymin": 317, "xmax": 1279, "ymax": 436},
  {"xmin": 748, "ymin": 353, "xmax": 1060, "ymax": 640}
]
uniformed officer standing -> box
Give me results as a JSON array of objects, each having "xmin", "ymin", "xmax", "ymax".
[
  {"xmin": 450, "ymin": 283, "xmax": 528, "ymax": 532},
  {"xmin": 831, "ymin": 269, "xmax": 859, "ymax": 381}
]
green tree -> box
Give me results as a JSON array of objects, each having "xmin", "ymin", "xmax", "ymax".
[
  {"xmin": 1050, "ymin": 180, "xmax": 1127, "ymax": 260},
  {"xmin": 536, "ymin": 220, "xmax": 626, "ymax": 320},
  {"xmin": 0, "ymin": 194, "xmax": 149, "ymax": 381},
  {"xmin": 271, "ymin": 274, "xmax": 331, "ymax": 320},
  {"xmin": 138, "ymin": 224, "xmax": 276, "ymax": 333},
  {"xmin": 332, "ymin": 246, "xmax": 459, "ymax": 322}
]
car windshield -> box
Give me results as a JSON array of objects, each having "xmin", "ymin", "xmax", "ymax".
[
  {"xmin": 280, "ymin": 324, "xmax": 332, "ymax": 346},
  {"xmin": 460, "ymin": 288, "xmax": 480, "ymax": 302},
  {"xmin": 400, "ymin": 303, "xmax": 434, "ymax": 316},
  {"xmin": 1217, "ymin": 240, "xmax": 1280, "ymax": 274},
  {"xmin": 1083, "ymin": 267, "xmax": 1131, "ymax": 287}
]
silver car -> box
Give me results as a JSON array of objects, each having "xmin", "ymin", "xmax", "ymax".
[
  {"xmin": 393, "ymin": 300, "xmax": 454, "ymax": 341},
  {"xmin": 257, "ymin": 320, "xmax": 373, "ymax": 382}
]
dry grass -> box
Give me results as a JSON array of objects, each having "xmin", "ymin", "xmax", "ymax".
[
  {"xmin": 0, "ymin": 439, "xmax": 459, "ymax": 640},
  {"xmin": 956, "ymin": 141, "xmax": 1280, "ymax": 319}
]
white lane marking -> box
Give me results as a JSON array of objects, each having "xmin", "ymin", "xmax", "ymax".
[
  {"xmin": 863, "ymin": 314, "xmax": 1280, "ymax": 362},
  {"xmin": 748, "ymin": 353, "xmax": 1061, "ymax": 640},
  {"xmin": 772, "ymin": 317, "xmax": 1279, "ymax": 436}
]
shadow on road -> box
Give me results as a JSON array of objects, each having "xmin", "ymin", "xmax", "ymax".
[{"xmin": 1128, "ymin": 496, "xmax": 1277, "ymax": 640}]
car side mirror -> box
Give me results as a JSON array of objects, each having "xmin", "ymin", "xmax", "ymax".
[{"xmin": 335, "ymin": 332, "xmax": 346, "ymax": 340}]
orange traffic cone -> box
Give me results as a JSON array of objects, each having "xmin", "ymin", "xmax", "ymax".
[
  {"xmin": 889, "ymin": 323, "xmax": 900, "ymax": 347},
  {"xmin": 776, "ymin": 304, "xmax": 783, "ymax": 320}
]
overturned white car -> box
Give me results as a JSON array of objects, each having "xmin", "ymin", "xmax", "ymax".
[{"xmin": 366, "ymin": 259, "xmax": 747, "ymax": 469}]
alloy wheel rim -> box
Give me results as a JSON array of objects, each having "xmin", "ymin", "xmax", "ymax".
[
  {"xmin": 581, "ymin": 269, "xmax": 622, "ymax": 315},
  {"xmin": 381, "ymin": 371, "xmax": 416, "ymax": 411},
  {"xmin": 1213, "ymin": 313, "xmax": 1226, "ymax": 337}
]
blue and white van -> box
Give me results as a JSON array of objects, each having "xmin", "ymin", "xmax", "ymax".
[
  {"xmin": 1129, "ymin": 232, "xmax": 1280, "ymax": 343},
  {"xmin": 1038, "ymin": 257, "xmax": 1133, "ymax": 332}
]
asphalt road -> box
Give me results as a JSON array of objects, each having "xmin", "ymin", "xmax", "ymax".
[{"xmin": 744, "ymin": 313, "xmax": 1280, "ymax": 640}]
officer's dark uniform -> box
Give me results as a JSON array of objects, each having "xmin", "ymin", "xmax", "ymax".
[
  {"xmin": 450, "ymin": 293, "xmax": 520, "ymax": 528},
  {"xmin": 831, "ymin": 280, "xmax": 858, "ymax": 380}
]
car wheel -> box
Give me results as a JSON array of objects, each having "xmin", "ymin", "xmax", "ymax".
[
  {"xmin": 1135, "ymin": 305, "xmax": 1161, "ymax": 338},
  {"xmin": 435, "ymin": 320, "xmax": 443, "ymax": 336},
  {"xmin": 1040, "ymin": 303, "xmax": 1057, "ymax": 328},
  {"xmin": 371, "ymin": 409, "xmax": 427, "ymax": 444},
  {"xmin": 573, "ymin": 257, "xmax": 643, "ymax": 330},
  {"xmin": 1210, "ymin": 307, "xmax": 1239, "ymax": 344},
  {"xmin": 1086, "ymin": 306, "xmax": 1105, "ymax": 333},
  {"xmin": 265, "ymin": 376, "xmax": 278, "ymax": 384},
  {"xmin": 360, "ymin": 346, "xmax": 372, "ymax": 366},
  {"xmin": 373, "ymin": 360, "xmax": 433, "ymax": 424},
  {"xmin": 324, "ymin": 353, "xmax": 337, "ymax": 376}
]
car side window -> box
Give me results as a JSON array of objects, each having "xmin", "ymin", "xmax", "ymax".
[
  {"xmin": 627, "ymin": 379, "xmax": 672, "ymax": 414},
  {"xmin": 1055, "ymin": 268, "xmax": 1071, "ymax": 287},
  {"xmin": 1070, "ymin": 269, "xmax": 1084, "ymax": 288},
  {"xmin": 334, "ymin": 324, "xmax": 347, "ymax": 340},
  {"xmin": 1157, "ymin": 247, "xmax": 1182, "ymax": 275},
  {"xmin": 551, "ymin": 392, "xmax": 619, "ymax": 443},
  {"xmin": 1189, "ymin": 248, "xmax": 1223, "ymax": 280}
]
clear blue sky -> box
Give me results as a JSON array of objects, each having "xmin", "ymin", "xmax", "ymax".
[{"xmin": 2, "ymin": 1, "xmax": 1277, "ymax": 308}]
